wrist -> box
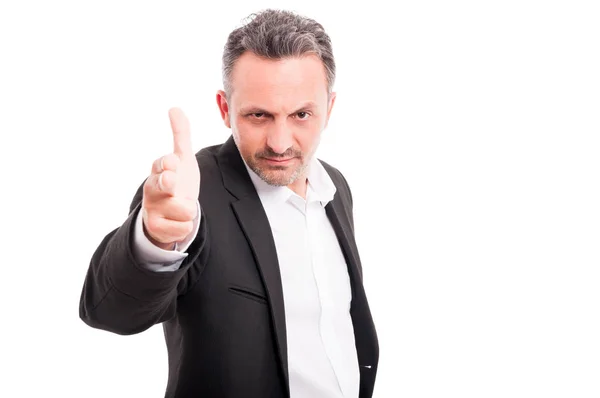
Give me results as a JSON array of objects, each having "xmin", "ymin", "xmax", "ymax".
[{"xmin": 142, "ymin": 223, "xmax": 176, "ymax": 251}]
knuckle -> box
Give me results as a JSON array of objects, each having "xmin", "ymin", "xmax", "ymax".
[
  {"xmin": 184, "ymin": 203, "xmax": 197, "ymax": 220},
  {"xmin": 152, "ymin": 157, "xmax": 163, "ymax": 173},
  {"xmin": 164, "ymin": 153, "xmax": 180, "ymax": 171},
  {"xmin": 161, "ymin": 170, "xmax": 176, "ymax": 189},
  {"xmin": 183, "ymin": 221, "xmax": 194, "ymax": 236},
  {"xmin": 143, "ymin": 177, "xmax": 154, "ymax": 192},
  {"xmin": 157, "ymin": 173, "xmax": 165, "ymax": 191},
  {"xmin": 157, "ymin": 174, "xmax": 169, "ymax": 193},
  {"xmin": 144, "ymin": 175, "xmax": 160, "ymax": 195},
  {"xmin": 144, "ymin": 215, "xmax": 160, "ymax": 232}
]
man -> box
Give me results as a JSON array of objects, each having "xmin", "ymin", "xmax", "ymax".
[{"xmin": 79, "ymin": 9, "xmax": 379, "ymax": 398}]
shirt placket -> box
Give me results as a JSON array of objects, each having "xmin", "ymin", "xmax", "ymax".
[{"xmin": 305, "ymin": 199, "xmax": 346, "ymax": 397}]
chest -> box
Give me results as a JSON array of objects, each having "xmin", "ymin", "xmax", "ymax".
[{"xmin": 262, "ymin": 200, "xmax": 352, "ymax": 318}]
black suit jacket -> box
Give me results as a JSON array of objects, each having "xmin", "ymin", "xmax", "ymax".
[{"xmin": 79, "ymin": 136, "xmax": 379, "ymax": 398}]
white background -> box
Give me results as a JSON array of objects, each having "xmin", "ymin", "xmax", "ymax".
[{"xmin": 1, "ymin": 0, "xmax": 599, "ymax": 397}]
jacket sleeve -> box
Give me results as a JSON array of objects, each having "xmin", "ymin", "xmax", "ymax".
[
  {"xmin": 132, "ymin": 200, "xmax": 201, "ymax": 272},
  {"xmin": 78, "ymin": 179, "xmax": 209, "ymax": 335}
]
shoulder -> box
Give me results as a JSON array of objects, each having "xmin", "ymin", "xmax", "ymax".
[
  {"xmin": 195, "ymin": 142, "xmax": 222, "ymax": 165},
  {"xmin": 193, "ymin": 142, "xmax": 225, "ymax": 177}
]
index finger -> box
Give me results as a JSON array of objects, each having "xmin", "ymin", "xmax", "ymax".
[{"xmin": 169, "ymin": 107, "xmax": 192, "ymax": 157}]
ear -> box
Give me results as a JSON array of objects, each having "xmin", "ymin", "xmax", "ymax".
[
  {"xmin": 324, "ymin": 91, "xmax": 337, "ymax": 129},
  {"xmin": 216, "ymin": 90, "xmax": 231, "ymax": 128}
]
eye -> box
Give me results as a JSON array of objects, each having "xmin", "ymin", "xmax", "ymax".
[
  {"xmin": 251, "ymin": 112, "xmax": 265, "ymax": 119},
  {"xmin": 296, "ymin": 111, "xmax": 310, "ymax": 120}
]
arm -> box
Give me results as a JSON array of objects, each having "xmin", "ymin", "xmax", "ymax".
[
  {"xmin": 79, "ymin": 108, "xmax": 207, "ymax": 335},
  {"xmin": 78, "ymin": 181, "xmax": 209, "ymax": 335}
]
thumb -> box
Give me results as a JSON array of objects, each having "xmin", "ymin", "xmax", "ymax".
[{"xmin": 169, "ymin": 107, "xmax": 193, "ymax": 157}]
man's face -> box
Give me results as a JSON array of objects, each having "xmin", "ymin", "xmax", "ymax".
[{"xmin": 217, "ymin": 51, "xmax": 336, "ymax": 188}]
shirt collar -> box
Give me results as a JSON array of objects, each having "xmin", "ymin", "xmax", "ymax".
[{"xmin": 242, "ymin": 156, "xmax": 337, "ymax": 208}]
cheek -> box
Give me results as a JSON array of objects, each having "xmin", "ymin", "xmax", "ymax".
[
  {"xmin": 297, "ymin": 122, "xmax": 322, "ymax": 150},
  {"xmin": 232, "ymin": 121, "xmax": 263, "ymax": 155}
]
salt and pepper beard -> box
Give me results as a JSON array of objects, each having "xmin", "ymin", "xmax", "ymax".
[
  {"xmin": 232, "ymin": 125, "xmax": 321, "ymax": 187},
  {"xmin": 247, "ymin": 147, "xmax": 311, "ymax": 187}
]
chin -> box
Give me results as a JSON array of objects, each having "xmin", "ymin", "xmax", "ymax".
[
  {"xmin": 261, "ymin": 170, "xmax": 298, "ymax": 186},
  {"xmin": 256, "ymin": 163, "xmax": 306, "ymax": 187},
  {"xmin": 246, "ymin": 155, "xmax": 309, "ymax": 187}
]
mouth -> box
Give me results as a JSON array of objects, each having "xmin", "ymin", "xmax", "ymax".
[{"xmin": 261, "ymin": 157, "xmax": 296, "ymax": 166}]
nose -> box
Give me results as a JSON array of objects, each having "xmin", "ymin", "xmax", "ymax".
[{"xmin": 266, "ymin": 120, "xmax": 293, "ymax": 155}]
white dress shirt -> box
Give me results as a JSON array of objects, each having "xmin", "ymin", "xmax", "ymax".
[{"xmin": 132, "ymin": 157, "xmax": 360, "ymax": 398}]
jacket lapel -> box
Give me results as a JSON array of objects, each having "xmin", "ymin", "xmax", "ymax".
[
  {"xmin": 216, "ymin": 137, "xmax": 290, "ymax": 396},
  {"xmin": 325, "ymin": 187, "xmax": 379, "ymax": 398}
]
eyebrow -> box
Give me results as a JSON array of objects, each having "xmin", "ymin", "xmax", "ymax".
[{"xmin": 239, "ymin": 101, "xmax": 317, "ymax": 115}]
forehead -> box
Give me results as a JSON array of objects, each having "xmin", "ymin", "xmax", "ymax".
[{"xmin": 229, "ymin": 52, "xmax": 328, "ymax": 108}]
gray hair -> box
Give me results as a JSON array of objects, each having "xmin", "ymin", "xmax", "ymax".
[{"xmin": 222, "ymin": 9, "xmax": 336, "ymax": 97}]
